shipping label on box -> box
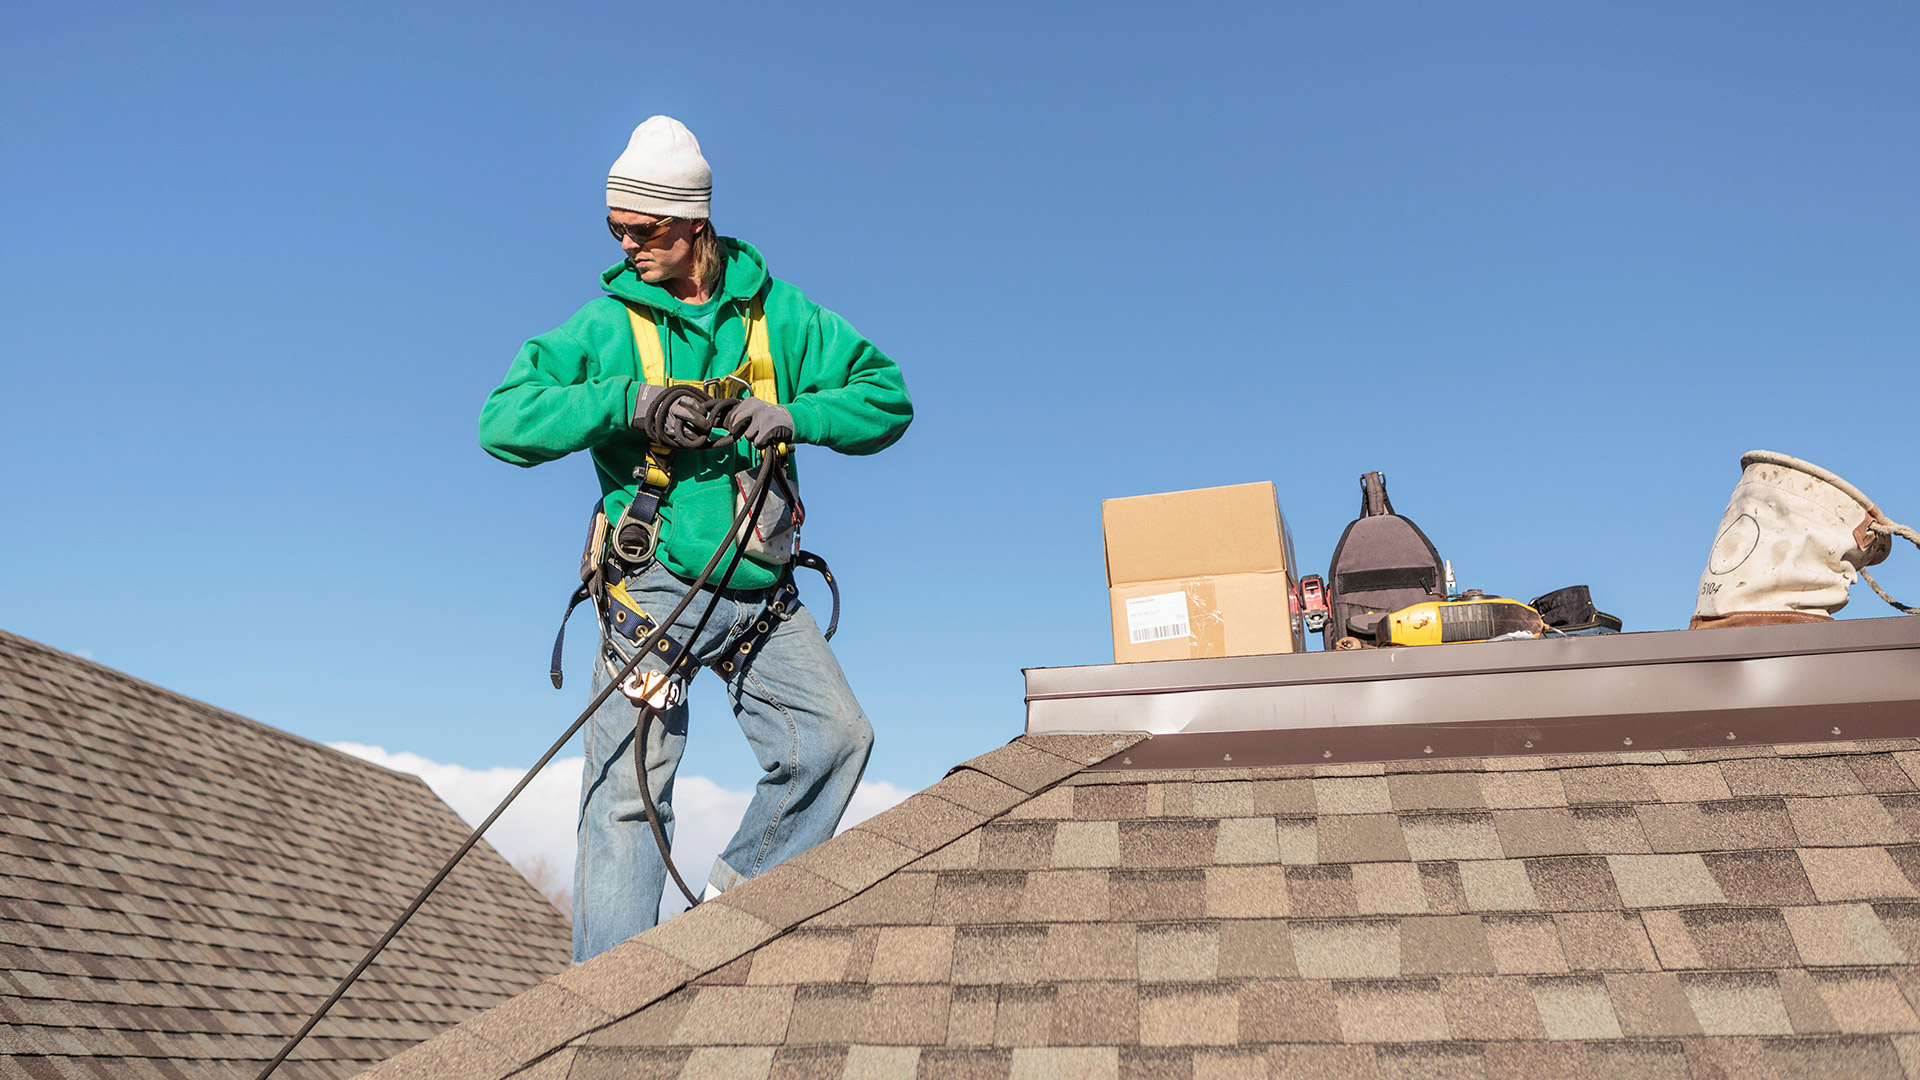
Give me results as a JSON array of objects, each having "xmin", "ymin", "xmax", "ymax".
[{"xmin": 1102, "ymin": 482, "xmax": 1303, "ymax": 663}]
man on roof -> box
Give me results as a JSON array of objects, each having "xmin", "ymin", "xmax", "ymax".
[{"xmin": 479, "ymin": 115, "xmax": 912, "ymax": 959}]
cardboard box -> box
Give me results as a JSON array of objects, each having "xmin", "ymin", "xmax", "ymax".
[{"xmin": 1103, "ymin": 481, "xmax": 1305, "ymax": 663}]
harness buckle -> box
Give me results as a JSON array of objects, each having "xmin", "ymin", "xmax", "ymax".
[
  {"xmin": 703, "ymin": 374, "xmax": 752, "ymax": 399},
  {"xmin": 618, "ymin": 667, "xmax": 684, "ymax": 711}
]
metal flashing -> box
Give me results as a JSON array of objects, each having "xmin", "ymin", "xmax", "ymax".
[{"xmin": 1024, "ymin": 617, "xmax": 1920, "ymax": 768}]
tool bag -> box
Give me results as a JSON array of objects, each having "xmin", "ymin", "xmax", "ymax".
[
  {"xmin": 1692, "ymin": 450, "xmax": 1913, "ymax": 628},
  {"xmin": 1323, "ymin": 471, "xmax": 1446, "ymax": 649}
]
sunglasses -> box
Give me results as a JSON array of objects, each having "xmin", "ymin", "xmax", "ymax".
[{"xmin": 606, "ymin": 216, "xmax": 677, "ymax": 244}]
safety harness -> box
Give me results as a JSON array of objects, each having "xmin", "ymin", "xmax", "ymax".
[{"xmin": 547, "ymin": 293, "xmax": 840, "ymax": 696}]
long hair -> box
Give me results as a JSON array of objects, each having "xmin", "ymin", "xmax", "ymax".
[{"xmin": 691, "ymin": 222, "xmax": 725, "ymax": 295}]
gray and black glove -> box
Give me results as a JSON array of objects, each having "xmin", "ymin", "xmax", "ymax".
[
  {"xmin": 718, "ymin": 397, "xmax": 795, "ymax": 450},
  {"xmin": 632, "ymin": 384, "xmax": 717, "ymax": 450}
]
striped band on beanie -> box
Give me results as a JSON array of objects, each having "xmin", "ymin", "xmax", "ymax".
[{"xmin": 607, "ymin": 116, "xmax": 712, "ymax": 218}]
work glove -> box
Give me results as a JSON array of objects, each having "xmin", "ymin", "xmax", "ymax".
[
  {"xmin": 718, "ymin": 397, "xmax": 795, "ymax": 450},
  {"xmin": 632, "ymin": 384, "xmax": 717, "ymax": 450}
]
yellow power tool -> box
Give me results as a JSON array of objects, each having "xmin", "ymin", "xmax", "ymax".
[{"xmin": 1377, "ymin": 595, "xmax": 1546, "ymax": 646}]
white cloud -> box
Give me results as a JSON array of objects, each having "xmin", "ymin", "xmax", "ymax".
[{"xmin": 330, "ymin": 742, "xmax": 913, "ymax": 920}]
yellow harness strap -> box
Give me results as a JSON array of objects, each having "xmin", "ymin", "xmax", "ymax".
[{"xmin": 625, "ymin": 297, "xmax": 778, "ymax": 404}]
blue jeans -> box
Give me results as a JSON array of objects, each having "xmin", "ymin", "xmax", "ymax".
[{"xmin": 572, "ymin": 560, "xmax": 873, "ymax": 961}]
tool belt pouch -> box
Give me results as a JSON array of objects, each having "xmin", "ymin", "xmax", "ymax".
[{"xmin": 733, "ymin": 463, "xmax": 802, "ymax": 565}]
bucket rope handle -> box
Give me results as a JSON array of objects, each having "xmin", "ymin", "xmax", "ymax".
[{"xmin": 1743, "ymin": 450, "xmax": 1918, "ymax": 615}]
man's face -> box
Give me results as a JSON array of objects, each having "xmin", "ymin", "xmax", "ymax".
[{"xmin": 609, "ymin": 209, "xmax": 701, "ymax": 286}]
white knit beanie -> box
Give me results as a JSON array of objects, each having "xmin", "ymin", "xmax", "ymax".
[{"xmin": 607, "ymin": 116, "xmax": 712, "ymax": 218}]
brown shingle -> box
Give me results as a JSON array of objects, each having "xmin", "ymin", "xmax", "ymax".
[
  {"xmin": 1289, "ymin": 920, "xmax": 1400, "ymax": 979},
  {"xmin": 1352, "ymin": 862, "xmax": 1429, "ymax": 915},
  {"xmin": 1789, "ymin": 794, "xmax": 1910, "ymax": 847},
  {"xmin": 1679, "ymin": 907, "xmax": 1800, "ymax": 969},
  {"xmin": 785, "ymin": 829, "xmax": 922, "ymax": 894},
  {"xmin": 1524, "ymin": 857, "xmax": 1621, "ymax": 911},
  {"xmin": 1569, "ymin": 806, "xmax": 1651, "ymax": 855},
  {"xmin": 1702, "ymin": 849, "xmax": 1818, "ymax": 906},
  {"xmin": 928, "ymin": 771, "xmax": 1034, "ymax": 818},
  {"xmin": 1333, "ymin": 978, "xmax": 1449, "ymax": 1042},
  {"xmin": 1236, "ymin": 979, "xmax": 1337, "ymax": 1042},
  {"xmin": 1137, "ymin": 923, "xmax": 1221, "ymax": 982},
  {"xmin": 1437, "ymin": 975, "xmax": 1545, "ymax": 1039},
  {"xmin": 952, "ymin": 927, "xmax": 1047, "ymax": 986},
  {"xmin": 1801, "ymin": 847, "xmax": 1920, "ymax": 902},
  {"xmin": 1216, "ymin": 920, "xmax": 1297, "ymax": 980},
  {"xmin": 1313, "ymin": 777, "xmax": 1392, "ymax": 815},
  {"xmin": 1109, "ymin": 870, "xmax": 1205, "ymax": 923},
  {"xmin": 956, "ymin": 743, "xmax": 1084, "ymax": 796},
  {"xmin": 670, "ymin": 985, "xmax": 794, "ymax": 1045},
  {"xmin": 931, "ymin": 872, "xmax": 1029, "ymax": 926},
  {"xmin": 856, "ymin": 795, "xmax": 989, "ymax": 856},
  {"xmin": 1388, "ymin": 774, "xmax": 1486, "ymax": 812},
  {"xmin": 863, "ymin": 984, "xmax": 953, "ymax": 1045},
  {"xmin": 1810, "ymin": 970, "xmax": 1920, "ymax": 1034},
  {"xmin": 716, "ymin": 862, "xmax": 854, "ymax": 930},
  {"xmin": 1138, "ymin": 984, "xmax": 1239, "ymax": 1046},
  {"xmin": 1561, "ymin": 766, "xmax": 1656, "ymax": 806},
  {"xmin": 1190, "ymin": 780, "xmax": 1254, "ymax": 818},
  {"xmin": 1316, "ymin": 815, "xmax": 1410, "ymax": 864},
  {"xmin": 1118, "ymin": 821, "xmax": 1215, "ymax": 869},
  {"xmin": 1072, "ymin": 785, "xmax": 1154, "ymax": 821},
  {"xmin": 1250, "ymin": 778, "xmax": 1314, "ymax": 815},
  {"xmin": 1721, "ymin": 756, "xmax": 1867, "ymax": 797},
  {"xmin": 1203, "ymin": 866, "xmax": 1289, "ymax": 919},
  {"xmin": 1399, "ymin": 915, "xmax": 1495, "ymax": 976},
  {"xmin": 1420, "ymin": 861, "xmax": 1470, "ymax": 914},
  {"xmin": 998, "ymin": 983, "xmax": 1059, "ymax": 1045},
  {"xmin": 1526, "ymin": 974, "xmax": 1622, "ymax": 1039},
  {"xmin": 1636, "ymin": 798, "xmax": 1797, "ymax": 853},
  {"xmin": 1604, "ymin": 854, "xmax": 1726, "ymax": 908},
  {"xmin": 1022, "ymin": 734, "xmax": 1145, "ymax": 769},
  {"xmin": 1048, "ymin": 982, "xmax": 1138, "ymax": 1047},
  {"xmin": 1552, "ymin": 912, "xmax": 1657, "ymax": 972},
  {"xmin": 1602, "ymin": 972, "xmax": 1700, "ymax": 1036},
  {"xmin": 1851, "ymin": 754, "xmax": 1919, "ymax": 793},
  {"xmin": 1211, "ymin": 818, "xmax": 1279, "ymax": 865},
  {"xmin": 1479, "ymin": 770, "xmax": 1567, "ymax": 809},
  {"xmin": 1016, "ymin": 869, "xmax": 1110, "ymax": 924},
  {"xmin": 979, "ymin": 823, "xmax": 1057, "ymax": 871},
  {"xmin": 1679, "ymin": 972, "xmax": 1794, "ymax": 1035},
  {"xmin": 1284, "ymin": 866, "xmax": 1358, "ymax": 917},
  {"xmin": 1782, "ymin": 904, "xmax": 1909, "ymax": 967},
  {"xmin": 769, "ymin": 1045, "xmax": 850, "ymax": 1080},
  {"xmin": 1051, "ymin": 821, "xmax": 1119, "ymax": 869},
  {"xmin": 1483, "ymin": 915, "xmax": 1569, "ymax": 974},
  {"xmin": 1641, "ymin": 762, "xmax": 1732, "ymax": 803},
  {"xmin": 869, "ymin": 926, "xmax": 956, "ymax": 984},
  {"xmin": 1402, "ymin": 813, "xmax": 1504, "ymax": 862},
  {"xmin": 1490, "ymin": 809, "xmax": 1585, "ymax": 858},
  {"xmin": 1040, "ymin": 922, "xmax": 1135, "ymax": 983},
  {"xmin": 809, "ymin": 869, "xmax": 938, "ymax": 929}
]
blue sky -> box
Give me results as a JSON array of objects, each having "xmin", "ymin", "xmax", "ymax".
[{"xmin": 4, "ymin": 1, "xmax": 1916, "ymax": 807}]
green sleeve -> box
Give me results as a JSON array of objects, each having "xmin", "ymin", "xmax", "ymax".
[
  {"xmin": 478, "ymin": 301, "xmax": 639, "ymax": 467},
  {"xmin": 781, "ymin": 304, "xmax": 914, "ymax": 456}
]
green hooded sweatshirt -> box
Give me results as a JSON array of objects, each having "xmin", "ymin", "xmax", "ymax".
[{"xmin": 479, "ymin": 239, "xmax": 913, "ymax": 590}]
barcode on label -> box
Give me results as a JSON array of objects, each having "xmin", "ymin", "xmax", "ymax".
[{"xmin": 1125, "ymin": 592, "xmax": 1190, "ymax": 646}]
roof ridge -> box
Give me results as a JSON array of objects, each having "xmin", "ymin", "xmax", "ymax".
[{"xmin": 358, "ymin": 732, "xmax": 1150, "ymax": 1079}]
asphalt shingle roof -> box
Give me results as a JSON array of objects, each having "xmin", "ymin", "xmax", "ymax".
[
  {"xmin": 0, "ymin": 630, "xmax": 573, "ymax": 1078},
  {"xmin": 366, "ymin": 729, "xmax": 1920, "ymax": 1080}
]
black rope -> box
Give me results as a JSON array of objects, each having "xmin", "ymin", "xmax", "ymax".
[
  {"xmin": 629, "ymin": 448, "xmax": 780, "ymax": 908},
  {"xmin": 254, "ymin": 448, "xmax": 785, "ymax": 1080}
]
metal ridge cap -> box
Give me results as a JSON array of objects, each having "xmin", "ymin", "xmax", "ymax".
[{"xmin": 1023, "ymin": 616, "xmax": 1920, "ymax": 703}]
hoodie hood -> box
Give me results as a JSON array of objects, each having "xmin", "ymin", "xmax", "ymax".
[{"xmin": 600, "ymin": 237, "xmax": 770, "ymax": 316}]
